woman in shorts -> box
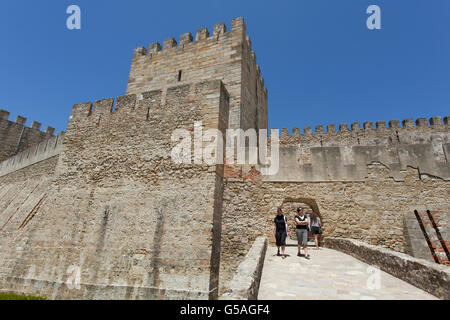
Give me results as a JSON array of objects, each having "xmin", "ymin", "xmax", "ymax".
[{"xmin": 310, "ymin": 211, "xmax": 322, "ymax": 250}]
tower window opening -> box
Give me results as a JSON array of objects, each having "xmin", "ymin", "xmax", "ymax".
[{"xmin": 178, "ymin": 70, "xmax": 182, "ymax": 81}]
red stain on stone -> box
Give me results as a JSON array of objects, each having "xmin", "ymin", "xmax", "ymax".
[{"xmin": 224, "ymin": 165, "xmax": 261, "ymax": 182}]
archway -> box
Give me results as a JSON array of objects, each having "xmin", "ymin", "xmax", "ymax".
[{"xmin": 280, "ymin": 197, "xmax": 323, "ymax": 242}]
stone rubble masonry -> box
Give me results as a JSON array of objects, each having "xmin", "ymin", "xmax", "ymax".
[
  {"xmin": 220, "ymin": 237, "xmax": 267, "ymax": 300},
  {"xmin": 0, "ymin": 156, "xmax": 58, "ymax": 185},
  {"xmin": 0, "ymin": 17, "xmax": 449, "ymax": 300},
  {"xmin": 0, "ymin": 132, "xmax": 65, "ymax": 177},
  {"xmin": 218, "ymin": 163, "xmax": 449, "ymax": 295},
  {"xmin": 0, "ymin": 79, "xmax": 229, "ymax": 299},
  {"xmin": 278, "ymin": 116, "xmax": 450, "ymax": 150},
  {"xmin": 0, "ymin": 109, "xmax": 55, "ymax": 162},
  {"xmin": 268, "ymin": 117, "xmax": 450, "ymax": 182},
  {"xmin": 126, "ymin": 17, "xmax": 268, "ymax": 132},
  {"xmin": 323, "ymin": 237, "xmax": 450, "ymax": 300}
]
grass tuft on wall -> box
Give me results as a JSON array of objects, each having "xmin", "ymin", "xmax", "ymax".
[{"xmin": 0, "ymin": 292, "xmax": 48, "ymax": 300}]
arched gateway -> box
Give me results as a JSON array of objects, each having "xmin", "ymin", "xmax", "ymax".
[{"xmin": 279, "ymin": 197, "xmax": 323, "ymax": 242}]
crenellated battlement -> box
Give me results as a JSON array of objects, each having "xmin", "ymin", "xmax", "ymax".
[
  {"xmin": 0, "ymin": 109, "xmax": 55, "ymax": 135},
  {"xmin": 68, "ymin": 93, "xmax": 149, "ymax": 122},
  {"xmin": 274, "ymin": 116, "xmax": 449, "ymax": 146},
  {"xmin": 264, "ymin": 115, "xmax": 450, "ymax": 183},
  {"xmin": 129, "ymin": 17, "xmax": 265, "ymax": 93},
  {"xmin": 132, "ymin": 17, "xmax": 246, "ymax": 59},
  {"xmin": 66, "ymin": 80, "xmax": 231, "ymax": 141},
  {"xmin": 0, "ymin": 109, "xmax": 56, "ymax": 163}
]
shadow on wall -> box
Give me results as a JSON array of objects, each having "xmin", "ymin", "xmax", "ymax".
[{"xmin": 276, "ymin": 197, "xmax": 323, "ymax": 242}]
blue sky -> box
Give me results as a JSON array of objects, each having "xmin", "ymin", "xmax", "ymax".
[{"xmin": 1, "ymin": 0, "xmax": 449, "ymax": 134}]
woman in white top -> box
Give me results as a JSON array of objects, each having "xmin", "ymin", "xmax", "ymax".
[{"xmin": 309, "ymin": 212, "xmax": 322, "ymax": 250}]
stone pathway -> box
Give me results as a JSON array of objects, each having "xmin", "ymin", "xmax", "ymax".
[{"xmin": 258, "ymin": 243, "xmax": 437, "ymax": 300}]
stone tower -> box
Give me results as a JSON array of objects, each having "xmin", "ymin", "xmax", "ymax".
[{"xmin": 126, "ymin": 17, "xmax": 268, "ymax": 132}]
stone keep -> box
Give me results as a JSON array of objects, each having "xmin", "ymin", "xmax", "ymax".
[
  {"xmin": 0, "ymin": 17, "xmax": 448, "ymax": 299},
  {"xmin": 127, "ymin": 17, "xmax": 268, "ymax": 132}
]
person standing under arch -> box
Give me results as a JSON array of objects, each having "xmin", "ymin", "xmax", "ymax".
[
  {"xmin": 295, "ymin": 207, "xmax": 310, "ymax": 259},
  {"xmin": 310, "ymin": 211, "xmax": 322, "ymax": 250}
]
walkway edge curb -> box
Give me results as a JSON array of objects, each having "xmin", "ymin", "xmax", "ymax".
[
  {"xmin": 220, "ymin": 237, "xmax": 267, "ymax": 300},
  {"xmin": 323, "ymin": 237, "xmax": 450, "ymax": 300}
]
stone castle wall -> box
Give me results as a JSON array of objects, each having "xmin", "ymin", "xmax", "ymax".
[
  {"xmin": 0, "ymin": 80, "xmax": 229, "ymax": 299},
  {"xmin": 0, "ymin": 132, "xmax": 65, "ymax": 177},
  {"xmin": 275, "ymin": 116, "xmax": 449, "ymax": 175},
  {"xmin": 219, "ymin": 163, "xmax": 449, "ymax": 294},
  {"xmin": 217, "ymin": 117, "xmax": 449, "ymax": 292},
  {"xmin": 0, "ymin": 109, "xmax": 55, "ymax": 162}
]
